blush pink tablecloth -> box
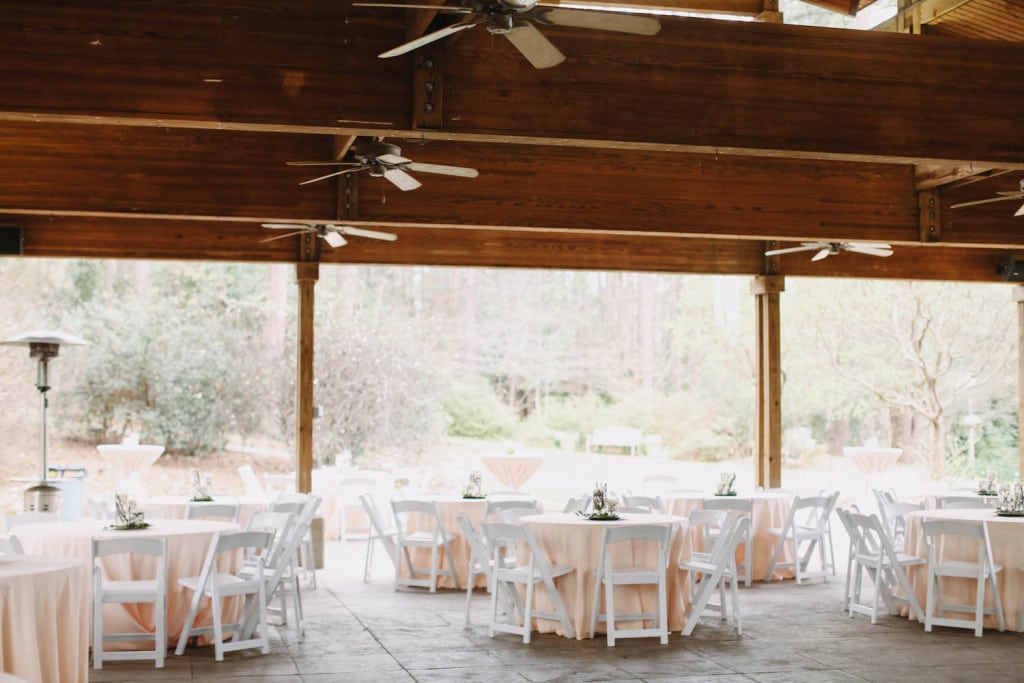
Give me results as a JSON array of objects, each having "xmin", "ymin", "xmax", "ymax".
[
  {"xmin": 480, "ymin": 455, "xmax": 545, "ymax": 490},
  {"xmin": 400, "ymin": 497, "xmax": 488, "ymax": 589},
  {"xmin": 0, "ymin": 555, "xmax": 88, "ymax": 683},
  {"xmin": 843, "ymin": 447, "xmax": 902, "ymax": 476},
  {"xmin": 13, "ymin": 518, "xmax": 240, "ymax": 650},
  {"xmin": 519, "ymin": 512, "xmax": 692, "ymax": 639},
  {"xmin": 662, "ymin": 492, "xmax": 795, "ymax": 581},
  {"xmin": 903, "ymin": 508, "xmax": 1024, "ymax": 631}
]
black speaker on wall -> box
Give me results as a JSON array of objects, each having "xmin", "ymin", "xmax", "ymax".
[
  {"xmin": 997, "ymin": 253, "xmax": 1024, "ymax": 282},
  {"xmin": 0, "ymin": 225, "xmax": 22, "ymax": 255}
]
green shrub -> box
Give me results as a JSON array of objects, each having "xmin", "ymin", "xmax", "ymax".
[{"xmin": 444, "ymin": 379, "xmax": 517, "ymax": 439}]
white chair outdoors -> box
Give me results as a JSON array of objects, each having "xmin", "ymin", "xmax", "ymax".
[
  {"xmin": 680, "ymin": 516, "xmax": 749, "ymax": 636},
  {"xmin": 237, "ymin": 464, "xmax": 267, "ymax": 497},
  {"xmin": 763, "ymin": 493, "xmax": 836, "ymax": 584},
  {"xmin": 456, "ymin": 512, "xmax": 495, "ymax": 626},
  {"xmin": 0, "ymin": 536, "xmax": 23, "ymax": 555},
  {"xmin": 4, "ymin": 511, "xmax": 59, "ymax": 533},
  {"xmin": 621, "ymin": 495, "xmax": 666, "ymax": 513},
  {"xmin": 482, "ymin": 521, "xmax": 575, "ymax": 643},
  {"xmin": 703, "ymin": 497, "xmax": 754, "ymax": 586},
  {"xmin": 846, "ymin": 511, "xmax": 925, "ymax": 624},
  {"xmin": 244, "ymin": 510, "xmax": 304, "ymax": 635},
  {"xmin": 496, "ymin": 507, "xmax": 538, "ymax": 524},
  {"xmin": 391, "ymin": 499, "xmax": 457, "ymax": 593},
  {"xmin": 589, "ymin": 523, "xmax": 673, "ymax": 645},
  {"xmin": 272, "ymin": 494, "xmax": 318, "ymax": 588},
  {"xmin": 922, "ymin": 518, "xmax": 1005, "ymax": 637},
  {"xmin": 878, "ymin": 501, "xmax": 924, "ymax": 552},
  {"xmin": 243, "ymin": 510, "xmax": 295, "ymax": 574},
  {"xmin": 872, "ymin": 488, "xmax": 897, "ymax": 510},
  {"xmin": 935, "ymin": 496, "xmax": 992, "ymax": 510},
  {"xmin": 815, "ymin": 489, "xmax": 839, "ymax": 575},
  {"xmin": 562, "ymin": 496, "xmax": 590, "ymax": 514},
  {"xmin": 482, "ymin": 499, "xmax": 539, "ymax": 525},
  {"xmin": 337, "ymin": 476, "xmax": 377, "ymax": 540},
  {"xmin": 360, "ymin": 493, "xmax": 399, "ymax": 583},
  {"xmin": 833, "ymin": 506, "xmax": 861, "ymax": 612},
  {"xmin": 185, "ymin": 503, "xmax": 240, "ymax": 523},
  {"xmin": 92, "ymin": 536, "xmax": 167, "ymax": 669},
  {"xmin": 176, "ymin": 530, "xmax": 273, "ymax": 661},
  {"xmin": 88, "ymin": 496, "xmax": 115, "ymax": 521},
  {"xmin": 681, "ymin": 510, "xmax": 739, "ymax": 624}
]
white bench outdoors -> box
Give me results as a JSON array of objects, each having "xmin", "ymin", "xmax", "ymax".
[{"xmin": 586, "ymin": 426, "xmax": 644, "ymax": 456}]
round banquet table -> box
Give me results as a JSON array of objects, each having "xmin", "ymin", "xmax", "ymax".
[
  {"xmin": 480, "ymin": 455, "xmax": 545, "ymax": 490},
  {"xmin": 140, "ymin": 494, "xmax": 272, "ymax": 527},
  {"xmin": 518, "ymin": 512, "xmax": 692, "ymax": 639},
  {"xmin": 0, "ymin": 555, "xmax": 88, "ymax": 683},
  {"xmin": 13, "ymin": 518, "xmax": 240, "ymax": 650},
  {"xmin": 662, "ymin": 492, "xmax": 795, "ymax": 581},
  {"xmin": 843, "ymin": 447, "xmax": 902, "ymax": 476},
  {"xmin": 902, "ymin": 508, "xmax": 1024, "ymax": 631},
  {"xmin": 399, "ymin": 496, "xmax": 488, "ymax": 589}
]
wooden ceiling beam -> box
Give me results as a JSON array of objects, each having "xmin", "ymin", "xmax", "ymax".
[{"xmin": 0, "ymin": 2, "xmax": 1021, "ymax": 168}]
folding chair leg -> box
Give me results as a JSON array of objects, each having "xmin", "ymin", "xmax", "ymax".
[
  {"xmin": 605, "ymin": 578, "xmax": 616, "ymax": 646},
  {"xmin": 175, "ymin": 587, "xmax": 205, "ymax": 655},
  {"xmin": 523, "ymin": 579, "xmax": 535, "ymax": 644},
  {"xmin": 364, "ymin": 539, "xmax": 375, "ymax": 583},
  {"xmin": 212, "ymin": 591, "xmax": 226, "ymax": 662},
  {"xmin": 93, "ymin": 592, "xmax": 103, "ymax": 669},
  {"xmin": 764, "ymin": 537, "xmax": 786, "ymax": 582}
]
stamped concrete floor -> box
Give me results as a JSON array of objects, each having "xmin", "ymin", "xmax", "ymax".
[{"xmin": 91, "ymin": 540, "xmax": 1024, "ymax": 683}]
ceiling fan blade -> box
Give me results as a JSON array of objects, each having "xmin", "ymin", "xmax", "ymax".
[
  {"xmin": 1015, "ymin": 202, "xmax": 1024, "ymax": 217},
  {"xmin": 950, "ymin": 194, "xmax": 1024, "ymax": 209},
  {"xmin": 406, "ymin": 162, "xmax": 479, "ymax": 178},
  {"xmin": 811, "ymin": 248, "xmax": 832, "ymax": 262},
  {"xmin": 286, "ymin": 161, "xmax": 361, "ymax": 167},
  {"xmin": 353, "ymin": 2, "xmax": 474, "ymax": 12},
  {"xmin": 764, "ymin": 243, "xmax": 827, "ymax": 257},
  {"xmin": 847, "ymin": 246, "xmax": 893, "ymax": 257},
  {"xmin": 337, "ymin": 226, "xmax": 399, "ymax": 241},
  {"xmin": 323, "ymin": 231, "xmax": 347, "ymax": 248},
  {"xmin": 532, "ymin": 7, "xmax": 661, "ymax": 36},
  {"xmin": 378, "ymin": 19, "xmax": 481, "ymax": 58},
  {"xmin": 261, "ymin": 223, "xmax": 311, "ymax": 230},
  {"xmin": 299, "ymin": 167, "xmax": 365, "ymax": 186},
  {"xmin": 845, "ymin": 242, "xmax": 892, "ymax": 257},
  {"xmin": 259, "ymin": 230, "xmax": 310, "ymax": 243},
  {"xmin": 505, "ymin": 22, "xmax": 565, "ymax": 70},
  {"xmin": 383, "ymin": 167, "xmax": 423, "ymax": 191},
  {"xmin": 376, "ymin": 153, "xmax": 413, "ymax": 165}
]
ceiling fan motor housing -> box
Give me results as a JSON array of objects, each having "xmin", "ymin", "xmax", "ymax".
[{"xmin": 351, "ymin": 139, "xmax": 402, "ymax": 163}]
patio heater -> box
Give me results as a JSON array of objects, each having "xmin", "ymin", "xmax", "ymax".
[{"xmin": 0, "ymin": 330, "xmax": 87, "ymax": 513}]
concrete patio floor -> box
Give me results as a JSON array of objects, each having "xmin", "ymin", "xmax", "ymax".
[{"xmin": 91, "ymin": 538, "xmax": 1024, "ymax": 683}]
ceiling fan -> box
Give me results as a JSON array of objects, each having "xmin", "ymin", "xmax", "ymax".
[
  {"xmin": 287, "ymin": 138, "xmax": 478, "ymax": 191},
  {"xmin": 765, "ymin": 242, "xmax": 893, "ymax": 262},
  {"xmin": 353, "ymin": 0, "xmax": 661, "ymax": 70},
  {"xmin": 950, "ymin": 179, "xmax": 1024, "ymax": 217},
  {"xmin": 260, "ymin": 223, "xmax": 398, "ymax": 248}
]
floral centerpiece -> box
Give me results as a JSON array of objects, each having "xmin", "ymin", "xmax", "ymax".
[
  {"xmin": 715, "ymin": 473, "xmax": 737, "ymax": 496},
  {"xmin": 996, "ymin": 482, "xmax": 1024, "ymax": 516},
  {"xmin": 578, "ymin": 482, "xmax": 619, "ymax": 520},
  {"xmin": 978, "ymin": 470, "xmax": 999, "ymax": 496},
  {"xmin": 462, "ymin": 470, "xmax": 485, "ymax": 499},
  {"xmin": 189, "ymin": 468, "xmax": 214, "ymax": 502},
  {"xmin": 110, "ymin": 492, "xmax": 148, "ymax": 530}
]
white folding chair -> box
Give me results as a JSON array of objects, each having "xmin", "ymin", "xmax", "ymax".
[
  {"xmin": 4, "ymin": 511, "xmax": 60, "ymax": 534},
  {"xmin": 763, "ymin": 493, "xmax": 835, "ymax": 584},
  {"xmin": 237, "ymin": 464, "xmax": 267, "ymax": 497},
  {"xmin": 590, "ymin": 523, "xmax": 672, "ymax": 645},
  {"xmin": 186, "ymin": 503, "xmax": 240, "ymax": 523},
  {"xmin": 272, "ymin": 494, "xmax": 319, "ymax": 588},
  {"xmin": 482, "ymin": 521, "xmax": 575, "ymax": 643},
  {"xmin": 846, "ymin": 511, "xmax": 925, "ymax": 624},
  {"xmin": 391, "ymin": 499, "xmax": 457, "ymax": 593},
  {"xmin": 176, "ymin": 530, "xmax": 273, "ymax": 661},
  {"xmin": 337, "ymin": 476, "xmax": 377, "ymax": 540},
  {"xmin": 496, "ymin": 507, "xmax": 538, "ymax": 524},
  {"xmin": 88, "ymin": 496, "xmax": 115, "ymax": 521},
  {"xmin": 243, "ymin": 510, "xmax": 304, "ymax": 635},
  {"xmin": 562, "ymin": 496, "xmax": 590, "ymax": 514},
  {"xmin": 456, "ymin": 512, "xmax": 495, "ymax": 625},
  {"xmin": 833, "ymin": 506, "xmax": 860, "ymax": 612},
  {"xmin": 360, "ymin": 493, "xmax": 399, "ymax": 583},
  {"xmin": 922, "ymin": 519, "xmax": 1005, "ymax": 637},
  {"xmin": 681, "ymin": 510, "xmax": 739, "ymax": 624},
  {"xmin": 878, "ymin": 501, "xmax": 923, "ymax": 552},
  {"xmin": 680, "ymin": 516, "xmax": 749, "ymax": 636},
  {"xmin": 482, "ymin": 499, "xmax": 539, "ymax": 526},
  {"xmin": 92, "ymin": 536, "xmax": 167, "ymax": 669},
  {"xmin": 703, "ymin": 497, "xmax": 754, "ymax": 586},
  {"xmin": 621, "ymin": 495, "xmax": 666, "ymax": 513},
  {"xmin": 0, "ymin": 536, "xmax": 23, "ymax": 554},
  {"xmin": 935, "ymin": 495, "xmax": 992, "ymax": 510}
]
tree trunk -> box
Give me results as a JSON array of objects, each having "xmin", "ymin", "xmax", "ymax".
[{"xmin": 928, "ymin": 416, "xmax": 946, "ymax": 480}]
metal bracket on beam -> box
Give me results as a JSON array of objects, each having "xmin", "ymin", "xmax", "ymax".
[
  {"xmin": 299, "ymin": 231, "xmax": 321, "ymax": 264},
  {"xmin": 918, "ymin": 189, "xmax": 940, "ymax": 242},
  {"xmin": 338, "ymin": 173, "xmax": 358, "ymax": 222},
  {"xmin": 413, "ymin": 46, "xmax": 443, "ymax": 130},
  {"xmin": 763, "ymin": 240, "xmax": 780, "ymax": 275}
]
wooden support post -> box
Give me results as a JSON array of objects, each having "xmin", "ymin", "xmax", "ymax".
[
  {"xmin": 295, "ymin": 260, "xmax": 319, "ymax": 494},
  {"xmin": 751, "ymin": 275, "xmax": 785, "ymax": 489},
  {"xmin": 1015, "ymin": 286, "xmax": 1024, "ymax": 478}
]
